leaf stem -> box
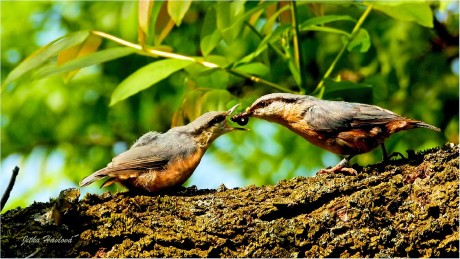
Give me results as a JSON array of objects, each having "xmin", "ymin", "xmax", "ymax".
[
  {"xmin": 243, "ymin": 21, "xmax": 286, "ymax": 60},
  {"xmin": 228, "ymin": 69, "xmax": 296, "ymax": 93},
  {"xmin": 314, "ymin": 4, "xmax": 373, "ymax": 95},
  {"xmin": 91, "ymin": 30, "xmax": 293, "ymax": 93},
  {"xmin": 290, "ymin": 1, "xmax": 307, "ymax": 93}
]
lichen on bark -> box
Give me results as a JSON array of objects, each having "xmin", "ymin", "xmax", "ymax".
[{"xmin": 1, "ymin": 143, "xmax": 459, "ymax": 258}]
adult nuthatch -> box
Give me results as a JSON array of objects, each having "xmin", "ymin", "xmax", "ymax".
[
  {"xmin": 80, "ymin": 104, "xmax": 245, "ymax": 192},
  {"xmin": 231, "ymin": 93, "xmax": 440, "ymax": 174}
]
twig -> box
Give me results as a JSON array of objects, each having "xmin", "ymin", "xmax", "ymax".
[
  {"xmin": 243, "ymin": 21, "xmax": 287, "ymax": 61},
  {"xmin": 1, "ymin": 166, "xmax": 20, "ymax": 211},
  {"xmin": 91, "ymin": 30, "xmax": 291, "ymax": 93},
  {"xmin": 314, "ymin": 4, "xmax": 373, "ymax": 95}
]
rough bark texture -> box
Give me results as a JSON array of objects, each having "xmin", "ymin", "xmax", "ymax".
[{"xmin": 1, "ymin": 143, "xmax": 459, "ymax": 258}]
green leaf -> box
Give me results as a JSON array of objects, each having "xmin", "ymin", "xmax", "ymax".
[
  {"xmin": 300, "ymin": 25, "xmax": 351, "ymax": 37},
  {"xmin": 342, "ymin": 29, "xmax": 370, "ymax": 53},
  {"xmin": 57, "ymin": 33, "xmax": 102, "ymax": 81},
  {"xmin": 323, "ymin": 78, "xmax": 372, "ymax": 100},
  {"xmin": 34, "ymin": 47, "xmax": 137, "ymax": 79},
  {"xmin": 288, "ymin": 60, "xmax": 301, "ymax": 87},
  {"xmin": 234, "ymin": 62, "xmax": 269, "ymax": 77},
  {"xmin": 215, "ymin": 2, "xmax": 233, "ymax": 43},
  {"xmin": 200, "ymin": 89, "xmax": 232, "ymax": 112},
  {"xmin": 2, "ymin": 30, "xmax": 90, "ymax": 87},
  {"xmin": 167, "ymin": 0, "xmax": 192, "ymax": 26},
  {"xmin": 370, "ymin": 2, "xmax": 433, "ymax": 28},
  {"xmin": 226, "ymin": 1, "xmax": 274, "ymax": 33},
  {"xmin": 149, "ymin": 1, "xmax": 165, "ymax": 45},
  {"xmin": 181, "ymin": 89, "xmax": 206, "ymax": 122},
  {"xmin": 238, "ymin": 23, "xmax": 291, "ymax": 65},
  {"xmin": 300, "ymin": 15, "xmax": 356, "ymax": 28},
  {"xmin": 200, "ymin": 7, "xmax": 221, "ymax": 56},
  {"xmin": 110, "ymin": 59, "xmax": 193, "ymax": 106},
  {"xmin": 262, "ymin": 3, "xmax": 290, "ymax": 35},
  {"xmin": 215, "ymin": 1, "xmax": 246, "ymax": 44}
]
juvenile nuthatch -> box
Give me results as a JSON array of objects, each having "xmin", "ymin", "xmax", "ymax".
[
  {"xmin": 80, "ymin": 104, "xmax": 245, "ymax": 192},
  {"xmin": 231, "ymin": 93, "xmax": 440, "ymax": 174}
]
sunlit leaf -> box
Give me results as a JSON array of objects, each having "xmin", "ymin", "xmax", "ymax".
[
  {"xmin": 34, "ymin": 47, "xmax": 137, "ymax": 79},
  {"xmin": 167, "ymin": 0, "xmax": 192, "ymax": 26},
  {"xmin": 300, "ymin": 25, "xmax": 351, "ymax": 37},
  {"xmin": 149, "ymin": 1, "xmax": 164, "ymax": 45},
  {"xmin": 215, "ymin": 2, "xmax": 233, "ymax": 43},
  {"xmin": 200, "ymin": 7, "xmax": 221, "ymax": 56},
  {"xmin": 369, "ymin": 2, "xmax": 433, "ymax": 28},
  {"xmin": 234, "ymin": 62, "xmax": 269, "ymax": 77},
  {"xmin": 110, "ymin": 59, "xmax": 193, "ymax": 106},
  {"xmin": 200, "ymin": 89, "xmax": 232, "ymax": 112},
  {"xmin": 215, "ymin": 1, "xmax": 246, "ymax": 43},
  {"xmin": 307, "ymin": 2, "xmax": 324, "ymax": 17},
  {"xmin": 138, "ymin": 0, "xmax": 154, "ymax": 46},
  {"xmin": 288, "ymin": 60, "xmax": 300, "ymax": 87},
  {"xmin": 227, "ymin": 1, "xmax": 273, "ymax": 33},
  {"xmin": 2, "ymin": 30, "xmax": 90, "ymax": 87},
  {"xmin": 300, "ymin": 15, "xmax": 356, "ymax": 28},
  {"xmin": 57, "ymin": 34, "xmax": 102, "ymax": 81},
  {"xmin": 181, "ymin": 89, "xmax": 205, "ymax": 122},
  {"xmin": 238, "ymin": 24, "xmax": 291, "ymax": 64},
  {"xmin": 342, "ymin": 29, "xmax": 370, "ymax": 53}
]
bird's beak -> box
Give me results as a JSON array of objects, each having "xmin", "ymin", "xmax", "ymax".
[
  {"xmin": 225, "ymin": 103, "xmax": 240, "ymax": 116},
  {"xmin": 225, "ymin": 104, "xmax": 248, "ymax": 131}
]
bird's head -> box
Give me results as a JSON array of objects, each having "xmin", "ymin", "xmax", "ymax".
[
  {"xmin": 185, "ymin": 104, "xmax": 247, "ymax": 147},
  {"xmin": 231, "ymin": 93, "xmax": 308, "ymax": 125}
]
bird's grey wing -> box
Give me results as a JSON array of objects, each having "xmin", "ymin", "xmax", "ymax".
[
  {"xmin": 79, "ymin": 132, "xmax": 198, "ymax": 187},
  {"xmin": 131, "ymin": 131, "xmax": 162, "ymax": 148},
  {"xmin": 305, "ymin": 100, "xmax": 401, "ymax": 131},
  {"xmin": 108, "ymin": 144, "xmax": 174, "ymax": 172},
  {"xmin": 108, "ymin": 131, "xmax": 198, "ymax": 172},
  {"xmin": 79, "ymin": 144, "xmax": 171, "ymax": 187}
]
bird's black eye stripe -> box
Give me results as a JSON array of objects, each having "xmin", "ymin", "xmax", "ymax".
[
  {"xmin": 253, "ymin": 100, "xmax": 270, "ymax": 110},
  {"xmin": 209, "ymin": 115, "xmax": 225, "ymax": 125}
]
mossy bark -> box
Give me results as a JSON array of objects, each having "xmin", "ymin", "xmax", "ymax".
[{"xmin": 2, "ymin": 143, "xmax": 459, "ymax": 258}]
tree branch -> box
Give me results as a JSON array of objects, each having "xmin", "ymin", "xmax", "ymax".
[{"xmin": 2, "ymin": 144, "xmax": 458, "ymax": 257}]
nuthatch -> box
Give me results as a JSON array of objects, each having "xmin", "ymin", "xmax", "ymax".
[
  {"xmin": 231, "ymin": 93, "xmax": 440, "ymax": 174},
  {"xmin": 80, "ymin": 104, "xmax": 245, "ymax": 192}
]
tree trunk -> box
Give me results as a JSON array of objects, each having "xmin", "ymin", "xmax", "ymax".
[{"xmin": 1, "ymin": 143, "xmax": 459, "ymax": 258}]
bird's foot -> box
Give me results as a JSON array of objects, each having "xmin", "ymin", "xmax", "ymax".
[{"xmin": 316, "ymin": 166, "xmax": 357, "ymax": 176}]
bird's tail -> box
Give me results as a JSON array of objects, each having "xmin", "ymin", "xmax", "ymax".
[
  {"xmin": 413, "ymin": 121, "xmax": 441, "ymax": 132},
  {"xmin": 79, "ymin": 168, "xmax": 108, "ymax": 187}
]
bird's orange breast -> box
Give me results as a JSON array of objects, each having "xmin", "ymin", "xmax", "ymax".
[{"xmin": 126, "ymin": 149, "xmax": 205, "ymax": 192}]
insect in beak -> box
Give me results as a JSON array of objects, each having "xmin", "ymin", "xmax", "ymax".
[{"xmin": 225, "ymin": 104, "xmax": 248, "ymax": 130}]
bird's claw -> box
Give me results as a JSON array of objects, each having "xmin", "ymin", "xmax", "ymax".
[{"xmin": 316, "ymin": 167, "xmax": 358, "ymax": 176}]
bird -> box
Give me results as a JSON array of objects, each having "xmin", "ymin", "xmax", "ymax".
[
  {"xmin": 80, "ymin": 104, "xmax": 246, "ymax": 192},
  {"xmin": 231, "ymin": 93, "xmax": 440, "ymax": 174}
]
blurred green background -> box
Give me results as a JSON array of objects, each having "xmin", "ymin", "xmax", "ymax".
[{"xmin": 1, "ymin": 1, "xmax": 458, "ymax": 211}]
